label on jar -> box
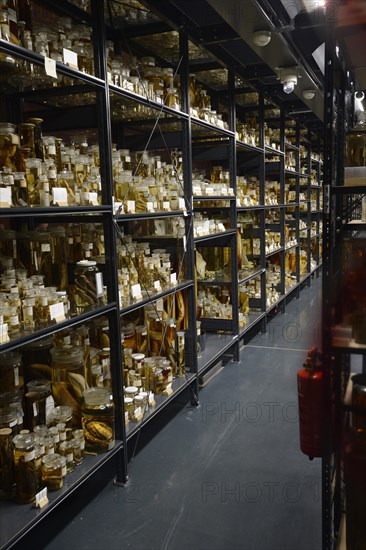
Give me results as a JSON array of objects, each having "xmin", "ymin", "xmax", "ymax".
[
  {"xmin": 79, "ymin": 440, "xmax": 85, "ymax": 450},
  {"xmin": 170, "ymin": 273, "xmax": 177, "ymax": 284},
  {"xmin": 9, "ymin": 419, "xmax": 17, "ymax": 428},
  {"xmin": 10, "ymin": 315, "xmax": 19, "ymax": 325},
  {"xmin": 59, "ymin": 431, "xmax": 66, "ymax": 442},
  {"xmin": 163, "ymin": 201, "xmax": 170, "ymax": 210},
  {"xmin": 0, "ymin": 187, "xmax": 12, "ymax": 207},
  {"xmin": 45, "ymin": 395, "xmax": 55, "ymax": 422},
  {"xmin": 147, "ymin": 202, "xmax": 154, "ymax": 212},
  {"xmin": 48, "ymin": 169, "xmax": 57, "ymax": 179},
  {"xmin": 41, "ymin": 243, "xmax": 51, "ymax": 252},
  {"xmin": 33, "ymin": 402, "xmax": 38, "ymax": 417},
  {"xmin": 13, "ymin": 365, "xmax": 19, "ymax": 386},
  {"xmin": 178, "ymin": 197, "xmax": 185, "ymax": 210},
  {"xmin": 24, "ymin": 450, "xmax": 35, "ymax": 462},
  {"xmin": 95, "ymin": 272, "xmax": 104, "ymax": 298},
  {"xmin": 47, "ymin": 448, "xmax": 55, "ymax": 455},
  {"xmin": 66, "ymin": 452, "xmax": 73, "ymax": 463},
  {"xmin": 48, "ymin": 145, "xmax": 56, "ymax": 156},
  {"xmin": 52, "ymin": 433, "xmax": 60, "ymax": 444},
  {"xmin": 61, "ymin": 464, "xmax": 67, "ymax": 477}
]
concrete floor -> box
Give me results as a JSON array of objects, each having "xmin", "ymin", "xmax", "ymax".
[{"xmin": 17, "ymin": 276, "xmax": 323, "ymax": 550}]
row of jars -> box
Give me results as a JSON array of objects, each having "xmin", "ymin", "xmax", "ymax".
[
  {"xmin": 0, "ymin": 385, "xmax": 115, "ymax": 503},
  {"xmin": 236, "ymin": 118, "xmax": 260, "ymax": 147},
  {"xmin": 193, "ymin": 214, "xmax": 227, "ymax": 238},
  {"xmin": 117, "ymin": 236, "xmax": 181, "ymax": 307},
  {"xmin": 196, "ymin": 286, "xmax": 248, "ymax": 328},
  {"xmin": 0, "ymin": 121, "xmax": 102, "ymax": 208},
  {"xmin": 237, "ymin": 176, "xmax": 260, "ymax": 207},
  {"xmin": 189, "ymin": 74, "xmax": 229, "ymax": 130}
]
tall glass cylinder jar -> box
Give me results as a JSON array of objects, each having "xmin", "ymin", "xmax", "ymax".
[
  {"xmin": 0, "ymin": 427, "xmax": 15, "ymax": 500},
  {"xmin": 13, "ymin": 432, "xmax": 37, "ymax": 504},
  {"xmin": 72, "ymin": 260, "xmax": 105, "ymax": 314}
]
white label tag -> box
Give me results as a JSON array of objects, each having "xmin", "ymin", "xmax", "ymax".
[
  {"xmin": 44, "ymin": 56, "xmax": 57, "ymax": 79},
  {"xmin": 88, "ymin": 192, "xmax": 99, "ymax": 205},
  {"xmin": 127, "ymin": 200, "xmax": 135, "ymax": 213},
  {"xmin": 33, "ymin": 402, "xmax": 38, "ymax": 417},
  {"xmin": 41, "ymin": 243, "xmax": 51, "ymax": 252},
  {"xmin": 154, "ymin": 280, "xmax": 162, "ymax": 291},
  {"xmin": 221, "ymin": 187, "xmax": 228, "ymax": 195},
  {"xmin": 95, "ymin": 272, "xmax": 104, "ymax": 298},
  {"xmin": 46, "ymin": 395, "xmax": 55, "ymax": 422},
  {"xmin": 156, "ymin": 299, "xmax": 164, "ymax": 312},
  {"xmin": 63, "ymin": 48, "xmax": 78, "ymax": 69},
  {"xmin": 163, "ymin": 201, "xmax": 170, "ymax": 210},
  {"xmin": 52, "ymin": 187, "xmax": 68, "ymax": 205},
  {"xmin": 0, "ymin": 187, "xmax": 12, "ymax": 207},
  {"xmin": 178, "ymin": 197, "xmax": 185, "ymax": 210},
  {"xmin": 193, "ymin": 185, "xmax": 201, "ymax": 195},
  {"xmin": 170, "ymin": 272, "xmax": 177, "ymax": 285},
  {"xmin": 205, "ymin": 187, "xmax": 214, "ymax": 196},
  {"xmin": 147, "ymin": 201, "xmax": 154, "ymax": 212},
  {"xmin": 14, "ymin": 367, "xmax": 19, "ymax": 386},
  {"xmin": 131, "ymin": 283, "xmax": 142, "ymax": 298},
  {"xmin": 134, "ymin": 406, "xmax": 142, "ymax": 417},
  {"xmin": 49, "ymin": 302, "xmax": 66, "ymax": 322}
]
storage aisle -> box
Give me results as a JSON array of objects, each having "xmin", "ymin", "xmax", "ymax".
[{"xmin": 22, "ymin": 277, "xmax": 322, "ymax": 550}]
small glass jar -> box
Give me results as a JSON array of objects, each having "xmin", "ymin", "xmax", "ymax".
[
  {"xmin": 42, "ymin": 453, "xmax": 65, "ymax": 491},
  {"xmin": 50, "ymin": 345, "xmax": 84, "ymax": 383},
  {"xmin": 12, "ymin": 432, "xmax": 37, "ymax": 504},
  {"xmin": 72, "ymin": 428, "xmax": 85, "ymax": 460},
  {"xmin": 135, "ymin": 325, "xmax": 147, "ymax": 354},
  {"xmin": 121, "ymin": 323, "xmax": 136, "ymax": 351},
  {"xmin": 59, "ymin": 440, "xmax": 75, "ymax": 472},
  {"xmin": 81, "ymin": 388, "xmax": 115, "ymax": 454},
  {"xmin": 124, "ymin": 386, "xmax": 139, "ymax": 399},
  {"xmin": 70, "ymin": 437, "xmax": 83, "ymax": 465},
  {"xmin": 48, "ymin": 406, "xmax": 73, "ymax": 439},
  {"xmin": 131, "ymin": 353, "xmax": 144, "ymax": 374},
  {"xmin": 0, "ymin": 407, "xmax": 18, "ymax": 436}
]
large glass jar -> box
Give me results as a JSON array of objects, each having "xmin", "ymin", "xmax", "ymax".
[
  {"xmin": 72, "ymin": 260, "xmax": 105, "ymax": 314},
  {"xmin": 81, "ymin": 387, "xmax": 115, "ymax": 454},
  {"xmin": 0, "ymin": 351, "xmax": 23, "ymax": 393},
  {"xmin": 24, "ymin": 379, "xmax": 53, "ymax": 430},
  {"xmin": 0, "ymin": 122, "xmax": 18, "ymax": 171},
  {"xmin": 0, "ymin": 427, "xmax": 15, "ymax": 500},
  {"xmin": 50, "ymin": 345, "xmax": 84, "ymax": 384},
  {"xmin": 12, "ymin": 432, "xmax": 37, "ymax": 504}
]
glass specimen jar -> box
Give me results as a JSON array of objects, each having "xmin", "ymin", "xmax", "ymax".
[
  {"xmin": 124, "ymin": 397, "xmax": 134, "ymax": 420},
  {"xmin": 12, "ymin": 432, "xmax": 37, "ymax": 504},
  {"xmin": 121, "ymin": 322, "xmax": 136, "ymax": 351},
  {"xmin": 0, "ymin": 122, "xmax": 18, "ymax": 171},
  {"xmin": 72, "ymin": 428, "xmax": 85, "ymax": 460},
  {"xmin": 24, "ymin": 379, "xmax": 52, "ymax": 429},
  {"xmin": 26, "ymin": 118, "xmax": 44, "ymax": 160},
  {"xmin": 59, "ymin": 440, "xmax": 75, "ymax": 472},
  {"xmin": 0, "ymin": 351, "xmax": 23, "ymax": 393},
  {"xmin": 72, "ymin": 260, "xmax": 105, "ymax": 314},
  {"xmin": 48, "ymin": 406, "xmax": 73, "ymax": 439},
  {"xmin": 81, "ymin": 387, "xmax": 115, "ymax": 454},
  {"xmin": 50, "ymin": 344, "xmax": 84, "ymax": 384},
  {"xmin": 0, "ymin": 427, "xmax": 15, "ymax": 500},
  {"xmin": 42, "ymin": 453, "xmax": 65, "ymax": 491},
  {"xmin": 18, "ymin": 122, "xmax": 36, "ymax": 154},
  {"xmin": 0, "ymin": 407, "xmax": 18, "ymax": 436}
]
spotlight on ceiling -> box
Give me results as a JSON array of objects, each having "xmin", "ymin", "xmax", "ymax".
[
  {"xmin": 278, "ymin": 67, "xmax": 299, "ymax": 95},
  {"xmin": 252, "ymin": 30, "xmax": 272, "ymax": 47},
  {"xmin": 302, "ymin": 89, "xmax": 316, "ymax": 100}
]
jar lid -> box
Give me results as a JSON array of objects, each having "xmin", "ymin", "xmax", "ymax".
[
  {"xmin": 50, "ymin": 405, "xmax": 72, "ymax": 421},
  {"xmin": 124, "ymin": 386, "xmax": 138, "ymax": 394},
  {"xmin": 12, "ymin": 432, "xmax": 35, "ymax": 449},
  {"xmin": 83, "ymin": 387, "xmax": 111, "ymax": 405},
  {"xmin": 134, "ymin": 395, "xmax": 144, "ymax": 403},
  {"xmin": 42, "ymin": 453, "xmax": 63, "ymax": 468},
  {"xmin": 76, "ymin": 260, "xmax": 97, "ymax": 266},
  {"xmin": 0, "ymin": 350, "xmax": 22, "ymax": 366},
  {"xmin": 124, "ymin": 397, "xmax": 133, "ymax": 404},
  {"xmin": 132, "ymin": 353, "xmax": 145, "ymax": 361},
  {"xmin": 26, "ymin": 379, "xmax": 51, "ymax": 393},
  {"xmin": 50, "ymin": 345, "xmax": 83, "ymax": 364}
]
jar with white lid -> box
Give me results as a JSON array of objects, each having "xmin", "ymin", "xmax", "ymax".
[{"xmin": 42, "ymin": 453, "xmax": 66, "ymax": 491}]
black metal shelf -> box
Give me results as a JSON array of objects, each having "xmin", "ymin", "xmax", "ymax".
[
  {"xmin": 265, "ymin": 145, "xmax": 284, "ymax": 155},
  {"xmin": 0, "ymin": 205, "xmax": 111, "ymax": 219},
  {"xmin": 236, "ymin": 140, "xmax": 263, "ymax": 154},
  {"xmin": 115, "ymin": 210, "xmax": 188, "ymax": 221},
  {"xmin": 0, "ymin": 441, "xmax": 124, "ymax": 550},
  {"xmin": 239, "ymin": 311, "xmax": 265, "ymax": 337},
  {"xmin": 190, "ymin": 116, "xmax": 235, "ymax": 138},
  {"xmin": 125, "ymin": 373, "xmax": 196, "ymax": 440},
  {"xmin": 197, "ymin": 331, "xmax": 238, "ymax": 375},
  {"xmin": 120, "ymin": 280, "xmax": 194, "ymax": 315},
  {"xmin": 0, "ymin": 304, "xmax": 117, "ymax": 354},
  {"xmin": 194, "ymin": 229, "xmax": 236, "ymax": 243},
  {"xmin": 238, "ymin": 268, "xmax": 265, "ymax": 285}
]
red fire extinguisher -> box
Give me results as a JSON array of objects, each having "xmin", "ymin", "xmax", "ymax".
[{"xmin": 297, "ymin": 347, "xmax": 323, "ymax": 459}]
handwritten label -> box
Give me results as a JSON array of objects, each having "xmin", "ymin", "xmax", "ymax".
[
  {"xmin": 0, "ymin": 187, "xmax": 12, "ymax": 207},
  {"xmin": 52, "ymin": 187, "xmax": 68, "ymax": 206},
  {"xmin": 95, "ymin": 272, "xmax": 104, "ymax": 298},
  {"xmin": 170, "ymin": 272, "xmax": 177, "ymax": 285},
  {"xmin": 131, "ymin": 283, "xmax": 142, "ymax": 299}
]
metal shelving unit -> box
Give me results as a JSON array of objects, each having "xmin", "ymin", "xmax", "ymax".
[{"xmin": 0, "ymin": 0, "xmax": 325, "ymax": 548}]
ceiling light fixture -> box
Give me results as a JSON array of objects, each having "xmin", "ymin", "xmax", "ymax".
[
  {"xmin": 302, "ymin": 89, "xmax": 316, "ymax": 100},
  {"xmin": 252, "ymin": 30, "xmax": 272, "ymax": 47},
  {"xmin": 278, "ymin": 67, "xmax": 299, "ymax": 95}
]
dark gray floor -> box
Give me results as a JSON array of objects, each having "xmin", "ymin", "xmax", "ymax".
[{"xmin": 42, "ymin": 277, "xmax": 323, "ymax": 550}]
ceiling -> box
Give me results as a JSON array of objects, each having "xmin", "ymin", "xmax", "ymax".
[{"xmin": 139, "ymin": 0, "xmax": 365, "ymax": 125}]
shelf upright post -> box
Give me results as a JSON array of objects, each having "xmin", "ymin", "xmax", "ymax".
[
  {"xmin": 179, "ymin": 26, "xmax": 199, "ymax": 403},
  {"xmin": 90, "ymin": 0, "xmax": 128, "ymax": 483},
  {"xmin": 295, "ymin": 120, "xmax": 300, "ymax": 297},
  {"xmin": 322, "ymin": 18, "xmax": 338, "ymax": 550},
  {"xmin": 228, "ymin": 69, "xmax": 239, "ymax": 361},
  {"xmin": 279, "ymin": 102, "xmax": 286, "ymax": 310},
  {"xmin": 259, "ymin": 85, "xmax": 267, "ymax": 333}
]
